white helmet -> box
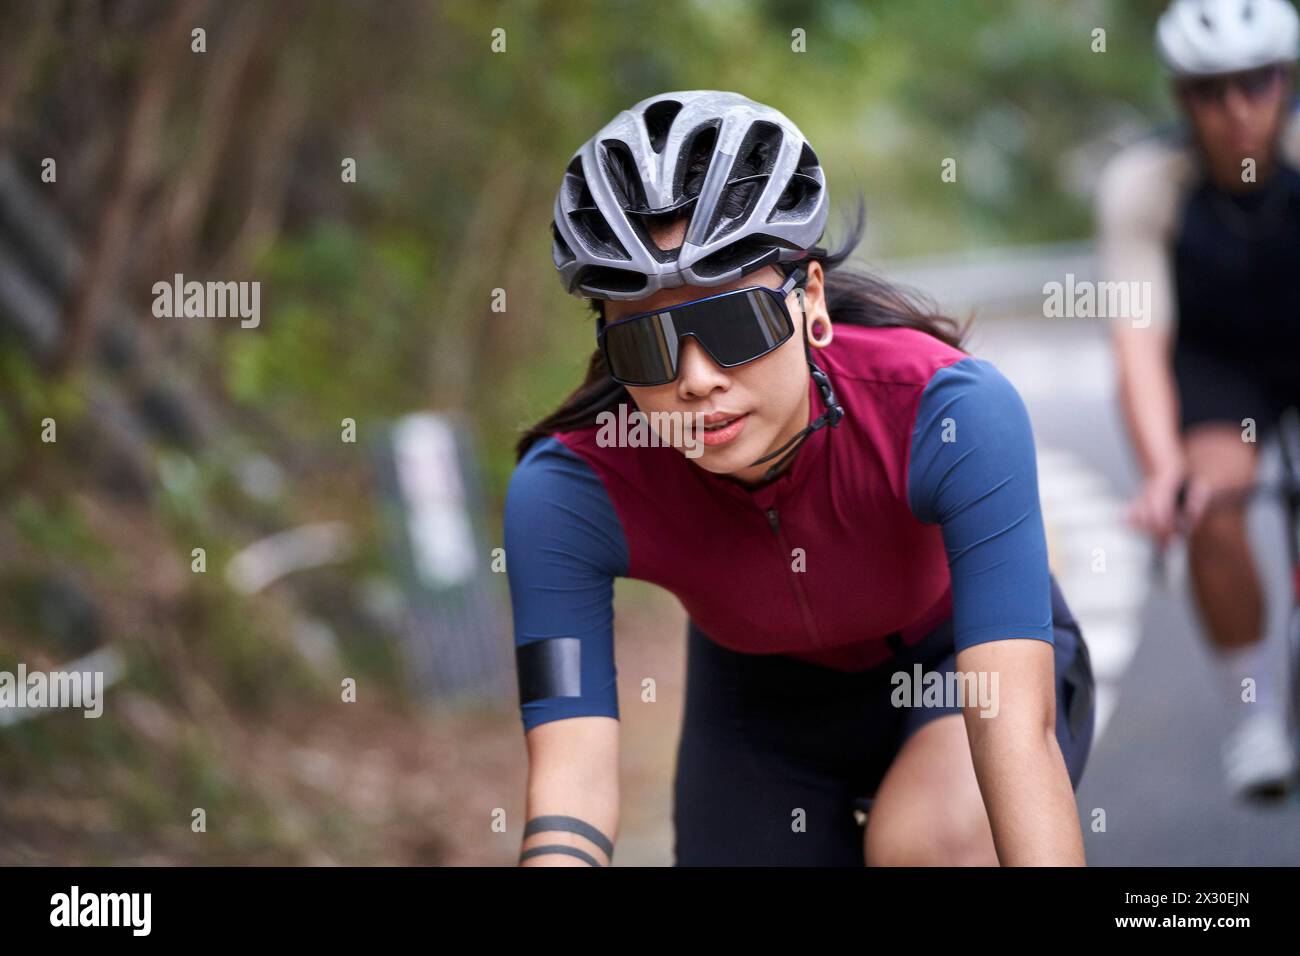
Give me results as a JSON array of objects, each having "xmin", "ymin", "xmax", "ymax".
[{"xmin": 1157, "ymin": 0, "xmax": 1300, "ymax": 76}]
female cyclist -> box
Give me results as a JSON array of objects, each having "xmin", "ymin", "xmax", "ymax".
[{"xmin": 505, "ymin": 90, "xmax": 1095, "ymax": 866}]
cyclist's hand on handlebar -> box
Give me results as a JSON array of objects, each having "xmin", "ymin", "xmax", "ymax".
[
  {"xmin": 1175, "ymin": 473, "xmax": 1213, "ymax": 535},
  {"xmin": 1126, "ymin": 467, "xmax": 1209, "ymax": 548},
  {"xmin": 1124, "ymin": 467, "xmax": 1182, "ymax": 547}
]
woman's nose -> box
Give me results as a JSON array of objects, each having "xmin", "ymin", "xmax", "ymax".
[{"xmin": 675, "ymin": 336, "xmax": 728, "ymax": 397}]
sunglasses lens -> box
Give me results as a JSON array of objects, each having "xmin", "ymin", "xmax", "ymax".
[
  {"xmin": 1238, "ymin": 67, "xmax": 1278, "ymax": 96},
  {"xmin": 697, "ymin": 289, "xmax": 794, "ymax": 365},
  {"xmin": 604, "ymin": 311, "xmax": 678, "ymax": 385}
]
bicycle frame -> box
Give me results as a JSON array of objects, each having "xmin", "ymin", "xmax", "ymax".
[
  {"xmin": 1276, "ymin": 408, "xmax": 1300, "ymax": 742},
  {"xmin": 1276, "ymin": 408, "xmax": 1300, "ymax": 606}
]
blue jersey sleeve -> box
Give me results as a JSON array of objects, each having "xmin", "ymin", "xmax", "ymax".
[
  {"xmin": 503, "ymin": 435, "xmax": 629, "ymax": 731},
  {"xmin": 907, "ymin": 357, "xmax": 1054, "ymax": 651}
]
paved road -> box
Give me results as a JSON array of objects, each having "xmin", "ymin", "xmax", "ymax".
[{"xmin": 978, "ymin": 316, "xmax": 1300, "ymax": 865}]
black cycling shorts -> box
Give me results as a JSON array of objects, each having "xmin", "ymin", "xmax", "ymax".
[
  {"xmin": 1173, "ymin": 342, "xmax": 1300, "ymax": 440},
  {"xmin": 671, "ymin": 576, "xmax": 1095, "ymax": 866}
]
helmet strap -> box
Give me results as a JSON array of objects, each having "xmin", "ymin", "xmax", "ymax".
[{"xmin": 747, "ymin": 292, "xmax": 845, "ymax": 482}]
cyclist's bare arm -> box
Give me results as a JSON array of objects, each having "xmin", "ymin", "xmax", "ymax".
[
  {"xmin": 1111, "ymin": 326, "xmax": 1180, "ymax": 479},
  {"xmin": 519, "ymin": 716, "xmax": 620, "ymax": 866},
  {"xmin": 504, "ymin": 441, "xmax": 625, "ymax": 866},
  {"xmin": 1111, "ymin": 323, "xmax": 1189, "ymax": 542},
  {"xmin": 957, "ymin": 639, "xmax": 1085, "ymax": 866},
  {"xmin": 1096, "ymin": 139, "xmax": 1198, "ymax": 542}
]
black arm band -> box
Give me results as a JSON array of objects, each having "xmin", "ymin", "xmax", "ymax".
[
  {"xmin": 519, "ymin": 844, "xmax": 602, "ymax": 867},
  {"xmin": 516, "ymin": 638, "xmax": 583, "ymax": 704},
  {"xmin": 523, "ymin": 814, "xmax": 615, "ymax": 860}
]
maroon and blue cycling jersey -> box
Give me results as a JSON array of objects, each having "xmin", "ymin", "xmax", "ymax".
[{"xmin": 505, "ymin": 324, "xmax": 1054, "ymax": 731}]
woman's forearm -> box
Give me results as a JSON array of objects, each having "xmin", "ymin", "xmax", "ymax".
[
  {"xmin": 519, "ymin": 716, "xmax": 621, "ymax": 866},
  {"xmin": 967, "ymin": 720, "xmax": 1086, "ymax": 866}
]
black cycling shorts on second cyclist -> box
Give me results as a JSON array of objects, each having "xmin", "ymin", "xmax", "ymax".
[
  {"xmin": 1173, "ymin": 343, "xmax": 1300, "ymax": 440},
  {"xmin": 671, "ymin": 575, "xmax": 1095, "ymax": 866}
]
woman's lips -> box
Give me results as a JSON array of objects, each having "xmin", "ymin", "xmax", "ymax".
[{"xmin": 700, "ymin": 412, "xmax": 748, "ymax": 447}]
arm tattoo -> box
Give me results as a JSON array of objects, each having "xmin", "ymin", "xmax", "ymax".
[
  {"xmin": 519, "ymin": 844, "xmax": 602, "ymax": 867},
  {"xmin": 520, "ymin": 814, "xmax": 614, "ymax": 865}
]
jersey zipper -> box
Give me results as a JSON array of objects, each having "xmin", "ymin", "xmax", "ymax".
[{"xmin": 765, "ymin": 506, "xmax": 821, "ymax": 647}]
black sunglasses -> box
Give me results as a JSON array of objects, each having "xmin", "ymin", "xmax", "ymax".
[
  {"xmin": 597, "ymin": 269, "xmax": 805, "ymax": 387},
  {"xmin": 1183, "ymin": 65, "xmax": 1284, "ymax": 105}
]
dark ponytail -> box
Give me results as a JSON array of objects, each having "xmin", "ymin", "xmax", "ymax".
[{"xmin": 515, "ymin": 198, "xmax": 969, "ymax": 462}]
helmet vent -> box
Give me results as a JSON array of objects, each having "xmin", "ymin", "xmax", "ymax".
[
  {"xmin": 551, "ymin": 221, "xmax": 574, "ymax": 264},
  {"xmin": 692, "ymin": 234, "xmax": 786, "ymax": 279},
  {"xmin": 561, "ymin": 153, "xmax": 631, "ymax": 261},
  {"xmin": 798, "ymin": 142, "xmax": 820, "ymax": 173},
  {"xmin": 643, "ymin": 99, "xmax": 682, "ymax": 154},
  {"xmin": 704, "ymin": 121, "xmax": 783, "ymax": 242},
  {"xmin": 735, "ymin": 121, "xmax": 783, "ymax": 180},
  {"xmin": 568, "ymin": 209, "xmax": 629, "ymax": 260},
  {"xmin": 562, "ymin": 157, "xmax": 592, "ymax": 209},
  {"xmin": 602, "ymin": 140, "xmax": 648, "ymax": 211},
  {"xmin": 575, "ymin": 266, "xmax": 647, "ymax": 296},
  {"xmin": 677, "ymin": 123, "xmax": 719, "ymax": 202}
]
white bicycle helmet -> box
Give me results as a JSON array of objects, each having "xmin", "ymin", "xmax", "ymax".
[
  {"xmin": 551, "ymin": 90, "xmax": 829, "ymax": 300},
  {"xmin": 1157, "ymin": 0, "xmax": 1300, "ymax": 76}
]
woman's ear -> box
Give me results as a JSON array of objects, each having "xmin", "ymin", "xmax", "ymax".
[{"xmin": 801, "ymin": 260, "xmax": 832, "ymax": 347}]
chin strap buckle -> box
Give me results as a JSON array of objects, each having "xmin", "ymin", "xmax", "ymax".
[{"xmin": 809, "ymin": 361, "xmax": 845, "ymax": 429}]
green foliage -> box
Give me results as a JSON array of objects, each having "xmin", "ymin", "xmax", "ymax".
[
  {"xmin": 0, "ymin": 340, "xmax": 87, "ymax": 479},
  {"xmin": 223, "ymin": 225, "xmax": 431, "ymax": 426},
  {"xmin": 8, "ymin": 493, "xmax": 109, "ymax": 568}
]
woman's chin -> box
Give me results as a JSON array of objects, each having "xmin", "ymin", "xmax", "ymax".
[{"xmin": 688, "ymin": 438, "xmax": 757, "ymax": 475}]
